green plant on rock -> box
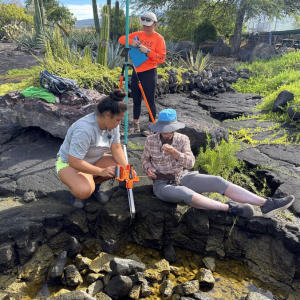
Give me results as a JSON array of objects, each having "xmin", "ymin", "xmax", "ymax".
[
  {"xmin": 128, "ymin": 141, "xmax": 144, "ymax": 150},
  {"xmin": 195, "ymin": 133, "xmax": 269, "ymax": 197},
  {"xmin": 97, "ymin": 5, "xmax": 110, "ymax": 66},
  {"xmin": 195, "ymin": 134, "xmax": 243, "ymax": 181},
  {"xmin": 186, "ymin": 50, "xmax": 213, "ymax": 72}
]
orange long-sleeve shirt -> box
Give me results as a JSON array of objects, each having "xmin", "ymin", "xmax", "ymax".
[{"xmin": 118, "ymin": 31, "xmax": 166, "ymax": 73}]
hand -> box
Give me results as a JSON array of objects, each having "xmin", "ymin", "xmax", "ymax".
[
  {"xmin": 138, "ymin": 44, "xmax": 149, "ymax": 54},
  {"xmin": 161, "ymin": 144, "xmax": 180, "ymax": 160},
  {"xmin": 146, "ymin": 167, "xmax": 157, "ymax": 179},
  {"xmin": 99, "ymin": 166, "xmax": 115, "ymax": 178},
  {"xmin": 131, "ymin": 40, "xmax": 141, "ymax": 47}
]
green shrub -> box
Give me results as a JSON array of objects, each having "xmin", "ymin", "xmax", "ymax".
[
  {"xmin": 186, "ymin": 50, "xmax": 213, "ymax": 71},
  {"xmin": 232, "ymin": 50, "xmax": 300, "ymax": 123},
  {"xmin": 195, "ymin": 133, "xmax": 269, "ymax": 197},
  {"xmin": 193, "ymin": 19, "xmax": 217, "ymax": 47},
  {"xmin": 195, "ymin": 134, "xmax": 243, "ymax": 181}
]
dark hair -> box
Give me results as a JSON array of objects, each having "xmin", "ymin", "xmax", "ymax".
[{"xmin": 96, "ymin": 89, "xmax": 127, "ymax": 117}]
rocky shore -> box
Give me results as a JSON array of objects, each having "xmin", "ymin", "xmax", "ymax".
[
  {"xmin": 1, "ymin": 89, "xmax": 300, "ymax": 299},
  {"xmin": 0, "ymin": 42, "xmax": 300, "ymax": 299}
]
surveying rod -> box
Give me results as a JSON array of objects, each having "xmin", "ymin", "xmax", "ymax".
[{"xmin": 122, "ymin": 145, "xmax": 136, "ymax": 218}]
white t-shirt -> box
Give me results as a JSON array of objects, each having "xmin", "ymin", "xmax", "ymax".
[{"xmin": 59, "ymin": 112, "xmax": 120, "ymax": 165}]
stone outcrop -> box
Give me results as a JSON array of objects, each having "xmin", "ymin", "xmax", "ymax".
[
  {"xmin": 238, "ymin": 43, "xmax": 276, "ymax": 63},
  {"xmin": 0, "ymin": 92, "xmax": 229, "ymax": 152},
  {"xmin": 1, "ymin": 80, "xmax": 300, "ymax": 299},
  {"xmin": 174, "ymin": 41, "xmax": 195, "ymax": 60}
]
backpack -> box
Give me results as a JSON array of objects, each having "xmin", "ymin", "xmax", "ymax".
[{"xmin": 39, "ymin": 70, "xmax": 89, "ymax": 101}]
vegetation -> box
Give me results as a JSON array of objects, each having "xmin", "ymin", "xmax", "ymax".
[
  {"xmin": 0, "ymin": 1, "xmax": 33, "ymax": 39},
  {"xmin": 195, "ymin": 134, "xmax": 270, "ymax": 197},
  {"xmin": 193, "ymin": 19, "xmax": 218, "ymax": 46},
  {"xmin": 131, "ymin": 0, "xmax": 300, "ymax": 53},
  {"xmin": 186, "ymin": 50, "xmax": 213, "ymax": 71},
  {"xmin": 25, "ymin": 0, "xmax": 76, "ymax": 31},
  {"xmin": 97, "ymin": 5, "xmax": 110, "ymax": 66},
  {"xmin": 233, "ymin": 50, "xmax": 300, "ymax": 123},
  {"xmin": 92, "ymin": 0, "xmax": 100, "ymax": 36}
]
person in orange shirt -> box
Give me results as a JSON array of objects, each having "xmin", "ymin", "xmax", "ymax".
[{"xmin": 118, "ymin": 12, "xmax": 166, "ymax": 136}]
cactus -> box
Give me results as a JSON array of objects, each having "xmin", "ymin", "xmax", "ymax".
[
  {"xmin": 107, "ymin": 0, "xmax": 111, "ymax": 21},
  {"xmin": 113, "ymin": 1, "xmax": 119, "ymax": 42},
  {"xmin": 33, "ymin": 0, "xmax": 44, "ymax": 35},
  {"xmin": 97, "ymin": 5, "xmax": 110, "ymax": 66},
  {"xmin": 92, "ymin": 0, "xmax": 101, "ymax": 36},
  {"xmin": 84, "ymin": 46, "xmax": 92, "ymax": 64}
]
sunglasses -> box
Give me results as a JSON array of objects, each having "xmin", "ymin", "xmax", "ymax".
[{"xmin": 141, "ymin": 17, "xmax": 153, "ymax": 22}]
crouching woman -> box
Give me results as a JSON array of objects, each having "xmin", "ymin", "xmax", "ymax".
[{"xmin": 56, "ymin": 89, "xmax": 128, "ymax": 208}]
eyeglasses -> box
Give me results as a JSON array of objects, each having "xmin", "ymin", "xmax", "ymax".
[{"xmin": 141, "ymin": 17, "xmax": 153, "ymax": 22}]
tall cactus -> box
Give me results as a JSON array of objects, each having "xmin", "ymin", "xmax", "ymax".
[
  {"xmin": 92, "ymin": 0, "xmax": 101, "ymax": 36},
  {"xmin": 107, "ymin": 0, "xmax": 111, "ymax": 22},
  {"xmin": 84, "ymin": 46, "xmax": 92, "ymax": 65},
  {"xmin": 97, "ymin": 5, "xmax": 110, "ymax": 66},
  {"xmin": 113, "ymin": 1, "xmax": 119, "ymax": 42},
  {"xmin": 33, "ymin": 0, "xmax": 44, "ymax": 35}
]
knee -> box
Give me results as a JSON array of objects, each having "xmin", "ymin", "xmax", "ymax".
[
  {"xmin": 214, "ymin": 176, "xmax": 230, "ymax": 193},
  {"xmin": 73, "ymin": 185, "xmax": 93, "ymax": 200}
]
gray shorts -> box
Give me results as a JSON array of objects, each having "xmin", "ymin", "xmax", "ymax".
[{"xmin": 153, "ymin": 170, "xmax": 230, "ymax": 205}]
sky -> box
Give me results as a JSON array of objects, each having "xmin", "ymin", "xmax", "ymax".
[
  {"xmin": 20, "ymin": 0, "xmax": 119, "ymax": 20},
  {"xmin": 63, "ymin": 0, "xmax": 118, "ymax": 20}
]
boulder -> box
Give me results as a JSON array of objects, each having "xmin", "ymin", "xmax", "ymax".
[
  {"xmin": 212, "ymin": 36, "xmax": 231, "ymax": 57},
  {"xmin": 288, "ymin": 105, "xmax": 300, "ymax": 121},
  {"xmin": 198, "ymin": 40, "xmax": 218, "ymax": 54},
  {"xmin": 272, "ymin": 90, "xmax": 294, "ymax": 113},
  {"xmin": 175, "ymin": 41, "xmax": 195, "ymax": 60},
  {"xmin": 238, "ymin": 43, "xmax": 276, "ymax": 63}
]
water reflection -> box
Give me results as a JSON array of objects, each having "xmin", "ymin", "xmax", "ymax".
[{"xmin": 119, "ymin": 244, "xmax": 289, "ymax": 300}]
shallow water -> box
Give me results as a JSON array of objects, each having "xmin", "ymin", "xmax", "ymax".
[
  {"xmin": 119, "ymin": 244, "xmax": 290, "ymax": 300},
  {"xmin": 19, "ymin": 242, "xmax": 292, "ymax": 299}
]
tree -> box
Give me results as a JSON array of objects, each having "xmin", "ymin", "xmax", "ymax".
[
  {"xmin": 25, "ymin": 0, "xmax": 76, "ymax": 31},
  {"xmin": 46, "ymin": 4, "xmax": 76, "ymax": 31},
  {"xmin": 0, "ymin": 1, "xmax": 33, "ymax": 27},
  {"xmin": 231, "ymin": 0, "xmax": 300, "ymax": 54},
  {"xmin": 131, "ymin": 0, "xmax": 300, "ymax": 54}
]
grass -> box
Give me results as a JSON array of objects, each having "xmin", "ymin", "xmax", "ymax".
[{"xmin": 232, "ymin": 50, "xmax": 300, "ymax": 121}]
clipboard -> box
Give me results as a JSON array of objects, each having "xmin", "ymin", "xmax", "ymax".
[{"xmin": 129, "ymin": 36, "xmax": 148, "ymax": 68}]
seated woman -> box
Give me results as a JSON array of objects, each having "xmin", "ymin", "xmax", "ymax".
[
  {"xmin": 56, "ymin": 89, "xmax": 128, "ymax": 208},
  {"xmin": 142, "ymin": 109, "xmax": 295, "ymax": 218}
]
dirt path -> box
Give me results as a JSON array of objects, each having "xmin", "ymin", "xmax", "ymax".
[{"xmin": 0, "ymin": 42, "xmax": 40, "ymax": 76}]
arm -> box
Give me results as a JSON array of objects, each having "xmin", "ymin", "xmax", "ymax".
[
  {"xmin": 139, "ymin": 34, "xmax": 166, "ymax": 64},
  {"xmin": 142, "ymin": 138, "xmax": 153, "ymax": 172},
  {"xmin": 111, "ymin": 142, "xmax": 128, "ymax": 167},
  {"xmin": 118, "ymin": 32, "xmax": 141, "ymax": 46},
  {"xmin": 162, "ymin": 135, "xmax": 195, "ymax": 169},
  {"xmin": 177, "ymin": 135, "xmax": 195, "ymax": 169},
  {"xmin": 142, "ymin": 138, "xmax": 157, "ymax": 179}
]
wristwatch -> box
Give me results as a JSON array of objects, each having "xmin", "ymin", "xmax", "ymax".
[{"xmin": 147, "ymin": 49, "xmax": 151, "ymax": 55}]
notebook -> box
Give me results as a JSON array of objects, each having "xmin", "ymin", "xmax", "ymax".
[{"xmin": 129, "ymin": 36, "xmax": 149, "ymax": 68}]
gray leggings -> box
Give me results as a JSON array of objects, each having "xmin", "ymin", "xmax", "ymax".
[{"xmin": 153, "ymin": 171, "xmax": 230, "ymax": 205}]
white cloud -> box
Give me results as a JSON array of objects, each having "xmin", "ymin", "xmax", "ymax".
[
  {"xmin": 67, "ymin": 5, "xmax": 94, "ymax": 21},
  {"xmin": 67, "ymin": 3, "xmax": 135, "ymax": 21}
]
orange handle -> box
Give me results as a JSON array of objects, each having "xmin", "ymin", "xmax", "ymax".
[{"xmin": 115, "ymin": 164, "xmax": 139, "ymax": 189}]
